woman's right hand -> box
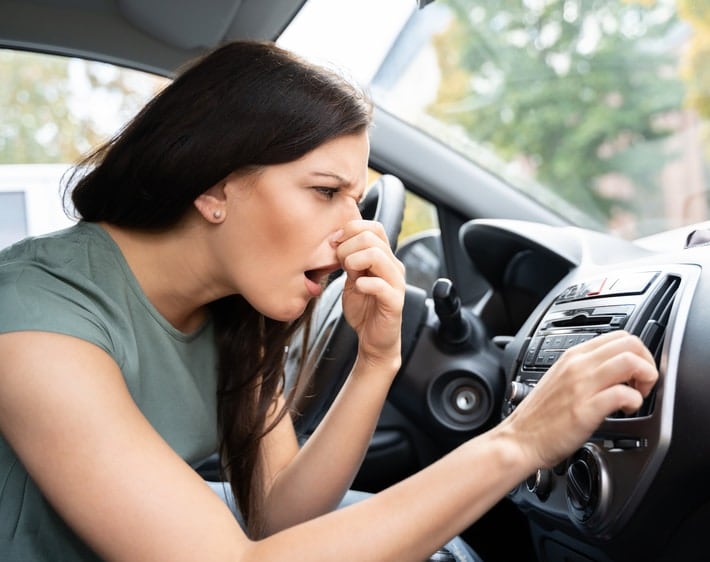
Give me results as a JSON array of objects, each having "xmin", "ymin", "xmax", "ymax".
[{"xmin": 500, "ymin": 330, "xmax": 659, "ymax": 470}]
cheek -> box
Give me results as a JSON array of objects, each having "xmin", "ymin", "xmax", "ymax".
[
  {"xmin": 261, "ymin": 213, "xmax": 313, "ymax": 251},
  {"xmin": 243, "ymin": 196, "xmax": 302, "ymax": 247},
  {"xmin": 241, "ymin": 192, "xmax": 338, "ymax": 258},
  {"xmin": 262, "ymin": 202, "xmax": 331, "ymax": 249},
  {"xmin": 246, "ymin": 218, "xmax": 324, "ymax": 277}
]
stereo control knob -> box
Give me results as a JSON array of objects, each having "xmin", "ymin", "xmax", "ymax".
[
  {"xmin": 526, "ymin": 468, "xmax": 552, "ymax": 501},
  {"xmin": 506, "ymin": 380, "xmax": 533, "ymax": 406}
]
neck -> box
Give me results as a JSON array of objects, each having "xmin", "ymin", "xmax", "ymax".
[{"xmin": 99, "ymin": 220, "xmax": 221, "ymax": 333}]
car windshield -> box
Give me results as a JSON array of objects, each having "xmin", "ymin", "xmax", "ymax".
[{"xmin": 280, "ymin": 0, "xmax": 710, "ymax": 241}]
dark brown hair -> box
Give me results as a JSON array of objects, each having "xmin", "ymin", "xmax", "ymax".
[{"xmin": 63, "ymin": 40, "xmax": 372, "ymax": 536}]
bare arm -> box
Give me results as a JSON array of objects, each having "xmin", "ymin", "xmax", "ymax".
[
  {"xmin": 257, "ymin": 220, "xmax": 406, "ymax": 533},
  {"xmin": 0, "ymin": 330, "xmax": 506, "ymax": 561},
  {"xmin": 258, "ymin": 355, "xmax": 398, "ymax": 534},
  {"xmin": 0, "ymin": 329, "xmax": 527, "ymax": 562},
  {"xmin": 0, "ymin": 325, "xmax": 657, "ymax": 561},
  {"xmin": 0, "ymin": 332, "xmax": 249, "ymax": 561}
]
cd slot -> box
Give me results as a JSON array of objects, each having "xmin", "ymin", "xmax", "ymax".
[
  {"xmin": 548, "ymin": 314, "xmax": 614, "ymax": 328},
  {"xmin": 541, "ymin": 304, "xmax": 634, "ymax": 332}
]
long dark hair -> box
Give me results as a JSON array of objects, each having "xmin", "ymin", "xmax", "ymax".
[{"xmin": 63, "ymin": 40, "xmax": 373, "ymax": 537}]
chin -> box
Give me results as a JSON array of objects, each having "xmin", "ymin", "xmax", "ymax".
[{"xmin": 263, "ymin": 301, "xmax": 309, "ymax": 323}]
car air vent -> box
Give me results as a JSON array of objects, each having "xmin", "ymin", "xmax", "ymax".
[
  {"xmin": 638, "ymin": 275, "xmax": 680, "ymax": 361},
  {"xmin": 616, "ymin": 274, "xmax": 680, "ymax": 418}
]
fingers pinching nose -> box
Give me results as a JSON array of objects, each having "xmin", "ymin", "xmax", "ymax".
[{"xmin": 329, "ymin": 229, "xmax": 344, "ymax": 247}]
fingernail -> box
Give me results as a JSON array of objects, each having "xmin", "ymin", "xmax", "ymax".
[{"xmin": 329, "ymin": 229, "xmax": 344, "ymax": 245}]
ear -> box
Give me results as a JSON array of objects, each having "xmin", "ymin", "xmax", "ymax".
[{"xmin": 194, "ymin": 181, "xmax": 227, "ymax": 223}]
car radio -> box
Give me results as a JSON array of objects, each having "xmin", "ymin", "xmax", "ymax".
[
  {"xmin": 504, "ymin": 265, "xmax": 697, "ymax": 539},
  {"xmin": 506, "ymin": 270, "xmax": 670, "ymax": 413}
]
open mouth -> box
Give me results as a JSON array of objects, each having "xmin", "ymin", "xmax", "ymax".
[{"xmin": 305, "ymin": 266, "xmax": 343, "ymax": 289}]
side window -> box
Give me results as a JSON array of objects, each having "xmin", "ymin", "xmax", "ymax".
[
  {"xmin": 0, "ymin": 49, "xmax": 169, "ymax": 250},
  {"xmin": 0, "ymin": 191, "xmax": 27, "ymax": 248},
  {"xmin": 366, "ymin": 169, "xmax": 443, "ymax": 294},
  {"xmin": 398, "ymin": 190, "xmax": 444, "ymax": 295}
]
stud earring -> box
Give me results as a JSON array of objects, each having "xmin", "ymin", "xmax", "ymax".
[{"xmin": 213, "ymin": 210, "xmax": 223, "ymax": 220}]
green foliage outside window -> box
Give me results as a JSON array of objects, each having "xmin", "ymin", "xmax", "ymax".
[
  {"xmin": 429, "ymin": 0, "xmax": 709, "ymax": 235},
  {"xmin": 0, "ymin": 50, "xmax": 167, "ymax": 165}
]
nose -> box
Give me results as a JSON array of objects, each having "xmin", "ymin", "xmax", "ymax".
[{"xmin": 347, "ymin": 197, "xmax": 363, "ymax": 222}]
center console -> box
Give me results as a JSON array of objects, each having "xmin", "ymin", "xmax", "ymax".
[{"xmin": 504, "ymin": 265, "xmax": 699, "ymax": 539}]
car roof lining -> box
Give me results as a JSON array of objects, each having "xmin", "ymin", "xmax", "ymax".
[{"xmin": 0, "ymin": 0, "xmax": 307, "ymax": 75}]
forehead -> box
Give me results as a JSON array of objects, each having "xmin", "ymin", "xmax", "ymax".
[
  {"xmin": 300, "ymin": 132, "xmax": 369, "ymax": 170},
  {"xmin": 292, "ymin": 132, "xmax": 370, "ymax": 189}
]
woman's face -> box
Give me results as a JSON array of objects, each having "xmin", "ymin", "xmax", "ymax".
[{"xmin": 219, "ymin": 131, "xmax": 369, "ymax": 321}]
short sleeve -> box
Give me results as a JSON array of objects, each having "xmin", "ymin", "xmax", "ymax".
[{"xmin": 0, "ymin": 262, "xmax": 116, "ymax": 359}]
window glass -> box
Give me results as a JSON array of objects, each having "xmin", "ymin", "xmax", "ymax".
[
  {"xmin": 398, "ymin": 190, "xmax": 443, "ymax": 293},
  {"xmin": 282, "ymin": 0, "xmax": 710, "ymax": 240},
  {"xmin": 0, "ymin": 191, "xmax": 27, "ymax": 248},
  {"xmin": 401, "ymin": 190, "xmax": 438, "ymax": 242},
  {"xmin": 365, "ymin": 169, "xmax": 442, "ymax": 292},
  {"xmin": 0, "ymin": 49, "xmax": 169, "ymax": 250}
]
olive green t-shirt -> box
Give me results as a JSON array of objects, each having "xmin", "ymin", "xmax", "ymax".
[{"xmin": 0, "ymin": 221, "xmax": 219, "ymax": 560}]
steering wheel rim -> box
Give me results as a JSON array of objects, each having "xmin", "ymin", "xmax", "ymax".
[{"xmin": 285, "ymin": 174, "xmax": 406, "ymax": 436}]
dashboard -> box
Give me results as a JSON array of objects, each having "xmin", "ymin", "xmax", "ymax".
[{"xmin": 392, "ymin": 218, "xmax": 710, "ymax": 561}]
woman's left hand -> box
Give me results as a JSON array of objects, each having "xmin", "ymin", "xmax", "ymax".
[{"xmin": 334, "ymin": 219, "xmax": 406, "ymax": 371}]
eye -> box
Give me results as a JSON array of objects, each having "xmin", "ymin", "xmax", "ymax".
[{"xmin": 314, "ymin": 186, "xmax": 339, "ymax": 200}]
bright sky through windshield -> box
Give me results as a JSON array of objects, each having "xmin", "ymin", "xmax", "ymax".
[{"xmin": 278, "ymin": 0, "xmax": 415, "ymax": 84}]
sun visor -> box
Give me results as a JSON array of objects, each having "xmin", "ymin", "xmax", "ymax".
[{"xmin": 117, "ymin": 0, "xmax": 242, "ymax": 50}]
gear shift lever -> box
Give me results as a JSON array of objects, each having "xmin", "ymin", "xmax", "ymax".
[{"xmin": 432, "ymin": 277, "xmax": 471, "ymax": 347}]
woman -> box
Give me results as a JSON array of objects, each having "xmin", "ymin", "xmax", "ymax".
[{"xmin": 0, "ymin": 41, "xmax": 657, "ymax": 561}]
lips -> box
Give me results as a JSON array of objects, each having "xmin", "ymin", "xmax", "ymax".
[{"xmin": 304, "ymin": 264, "xmax": 342, "ymax": 297}]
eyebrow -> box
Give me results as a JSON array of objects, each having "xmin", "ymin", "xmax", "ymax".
[
  {"xmin": 310, "ymin": 171, "xmax": 350, "ymax": 185},
  {"xmin": 309, "ymin": 171, "xmax": 365, "ymax": 201}
]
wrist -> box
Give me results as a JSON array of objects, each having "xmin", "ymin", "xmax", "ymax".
[
  {"xmin": 352, "ymin": 350, "xmax": 401, "ymax": 381},
  {"xmin": 480, "ymin": 419, "xmax": 540, "ymax": 481}
]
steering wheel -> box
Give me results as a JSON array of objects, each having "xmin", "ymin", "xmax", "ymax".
[{"xmin": 284, "ymin": 174, "xmax": 406, "ymax": 436}]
